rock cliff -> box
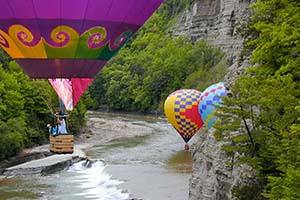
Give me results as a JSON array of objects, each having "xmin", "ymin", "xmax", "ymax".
[
  {"xmin": 170, "ymin": 0, "xmax": 256, "ymax": 199},
  {"xmin": 189, "ymin": 130, "xmax": 257, "ymax": 200},
  {"xmin": 171, "ymin": 0, "xmax": 254, "ymax": 84}
]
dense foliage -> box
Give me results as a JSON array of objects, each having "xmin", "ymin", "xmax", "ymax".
[
  {"xmin": 89, "ymin": 11, "xmax": 227, "ymax": 113},
  {"xmin": 0, "ymin": 57, "xmax": 52, "ymax": 160},
  {"xmin": 214, "ymin": 0, "xmax": 300, "ymax": 199}
]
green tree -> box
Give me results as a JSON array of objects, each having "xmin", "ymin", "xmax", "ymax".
[
  {"xmin": 214, "ymin": 0, "xmax": 300, "ymax": 199},
  {"xmin": 0, "ymin": 64, "xmax": 27, "ymax": 159}
]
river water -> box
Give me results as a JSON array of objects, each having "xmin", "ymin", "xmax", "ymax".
[{"xmin": 0, "ymin": 112, "xmax": 197, "ymax": 200}]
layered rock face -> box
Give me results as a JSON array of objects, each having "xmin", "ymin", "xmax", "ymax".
[
  {"xmin": 172, "ymin": 0, "xmax": 252, "ymax": 65},
  {"xmin": 171, "ymin": 0, "xmax": 254, "ymax": 85},
  {"xmin": 189, "ymin": 131, "xmax": 256, "ymax": 200},
  {"xmin": 170, "ymin": 0, "xmax": 255, "ymax": 199}
]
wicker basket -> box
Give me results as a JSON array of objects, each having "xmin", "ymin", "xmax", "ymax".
[{"xmin": 49, "ymin": 134, "xmax": 74, "ymax": 154}]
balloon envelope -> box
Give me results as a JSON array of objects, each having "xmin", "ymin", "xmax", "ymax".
[
  {"xmin": 198, "ymin": 82, "xmax": 226, "ymax": 129},
  {"xmin": 0, "ymin": 0, "xmax": 163, "ymax": 78},
  {"xmin": 0, "ymin": 0, "xmax": 163, "ymax": 109},
  {"xmin": 164, "ymin": 89, "xmax": 203, "ymax": 143}
]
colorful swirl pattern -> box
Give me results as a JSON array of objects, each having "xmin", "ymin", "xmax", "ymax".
[
  {"xmin": 109, "ymin": 30, "xmax": 132, "ymax": 51},
  {"xmin": 49, "ymin": 26, "xmax": 73, "ymax": 47},
  {"xmin": 86, "ymin": 27, "xmax": 107, "ymax": 49},
  {"xmin": 0, "ymin": 33, "xmax": 9, "ymax": 48},
  {"xmin": 11, "ymin": 25, "xmax": 40, "ymax": 47},
  {"xmin": 0, "ymin": 24, "xmax": 133, "ymax": 60}
]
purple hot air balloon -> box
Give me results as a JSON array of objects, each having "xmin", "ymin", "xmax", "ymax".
[{"xmin": 0, "ymin": 0, "xmax": 164, "ymax": 110}]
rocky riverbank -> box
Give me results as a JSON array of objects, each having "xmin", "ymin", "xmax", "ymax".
[{"xmin": 75, "ymin": 111, "xmax": 156, "ymax": 151}]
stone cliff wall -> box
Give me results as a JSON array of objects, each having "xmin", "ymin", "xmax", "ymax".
[
  {"xmin": 171, "ymin": 0, "xmax": 252, "ymax": 66},
  {"xmin": 189, "ymin": 130, "xmax": 256, "ymax": 200},
  {"xmin": 170, "ymin": 0, "xmax": 255, "ymax": 199}
]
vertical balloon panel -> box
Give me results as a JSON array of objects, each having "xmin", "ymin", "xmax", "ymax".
[{"xmin": 71, "ymin": 78, "xmax": 93, "ymax": 108}]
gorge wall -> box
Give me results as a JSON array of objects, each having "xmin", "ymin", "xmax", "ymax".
[
  {"xmin": 171, "ymin": 0, "xmax": 254, "ymax": 85},
  {"xmin": 170, "ymin": 0, "xmax": 255, "ymax": 199}
]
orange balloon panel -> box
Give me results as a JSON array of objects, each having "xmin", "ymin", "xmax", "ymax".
[{"xmin": 164, "ymin": 89, "xmax": 203, "ymax": 143}]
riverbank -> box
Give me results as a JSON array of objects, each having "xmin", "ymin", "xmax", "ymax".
[{"xmin": 75, "ymin": 111, "xmax": 157, "ymax": 151}]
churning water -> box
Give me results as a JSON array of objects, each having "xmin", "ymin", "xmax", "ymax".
[{"xmin": 42, "ymin": 160, "xmax": 129, "ymax": 200}]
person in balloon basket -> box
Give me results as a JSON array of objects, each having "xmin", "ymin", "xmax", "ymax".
[
  {"xmin": 184, "ymin": 143, "xmax": 190, "ymax": 151},
  {"xmin": 47, "ymin": 124, "xmax": 57, "ymax": 136},
  {"xmin": 47, "ymin": 118, "xmax": 67, "ymax": 136},
  {"xmin": 56, "ymin": 117, "xmax": 68, "ymax": 134}
]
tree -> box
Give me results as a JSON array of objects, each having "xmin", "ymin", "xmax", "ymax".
[{"xmin": 214, "ymin": 0, "xmax": 300, "ymax": 199}]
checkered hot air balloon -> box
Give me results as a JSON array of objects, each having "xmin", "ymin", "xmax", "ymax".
[
  {"xmin": 164, "ymin": 89, "xmax": 204, "ymax": 143},
  {"xmin": 198, "ymin": 82, "xmax": 227, "ymax": 129}
]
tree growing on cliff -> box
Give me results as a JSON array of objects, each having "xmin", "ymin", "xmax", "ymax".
[{"xmin": 215, "ymin": 0, "xmax": 300, "ymax": 199}]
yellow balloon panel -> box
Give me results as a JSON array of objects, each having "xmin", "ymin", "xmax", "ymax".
[
  {"xmin": 9, "ymin": 25, "xmax": 47, "ymax": 58},
  {"xmin": 0, "ymin": 29, "xmax": 24, "ymax": 58}
]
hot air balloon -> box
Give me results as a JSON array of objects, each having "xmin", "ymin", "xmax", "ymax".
[
  {"xmin": 0, "ymin": 0, "xmax": 164, "ymax": 110},
  {"xmin": 198, "ymin": 82, "xmax": 227, "ymax": 129},
  {"xmin": 164, "ymin": 89, "xmax": 204, "ymax": 146},
  {"xmin": 0, "ymin": 0, "xmax": 164, "ymax": 153}
]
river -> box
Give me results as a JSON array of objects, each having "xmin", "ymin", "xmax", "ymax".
[{"xmin": 0, "ymin": 111, "xmax": 198, "ymax": 200}]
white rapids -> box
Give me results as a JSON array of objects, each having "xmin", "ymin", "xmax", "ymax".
[{"xmin": 43, "ymin": 160, "xmax": 129, "ymax": 200}]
